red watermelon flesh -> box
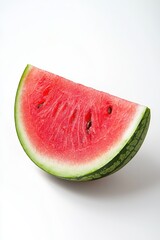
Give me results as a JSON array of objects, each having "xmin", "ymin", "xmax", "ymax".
[{"xmin": 15, "ymin": 65, "xmax": 150, "ymax": 180}]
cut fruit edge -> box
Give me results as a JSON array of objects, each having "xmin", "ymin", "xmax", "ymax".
[
  {"xmin": 15, "ymin": 65, "xmax": 151, "ymax": 180},
  {"xmin": 77, "ymin": 107, "xmax": 150, "ymax": 181}
]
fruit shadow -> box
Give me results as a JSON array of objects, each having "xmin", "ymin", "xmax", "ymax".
[{"xmin": 41, "ymin": 151, "xmax": 160, "ymax": 199}]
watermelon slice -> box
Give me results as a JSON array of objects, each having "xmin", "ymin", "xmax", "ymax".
[{"xmin": 15, "ymin": 65, "xmax": 150, "ymax": 181}]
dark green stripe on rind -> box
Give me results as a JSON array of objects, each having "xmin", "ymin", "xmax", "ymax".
[{"xmin": 64, "ymin": 107, "xmax": 150, "ymax": 181}]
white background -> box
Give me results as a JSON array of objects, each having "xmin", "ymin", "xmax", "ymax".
[{"xmin": 0, "ymin": 0, "xmax": 160, "ymax": 239}]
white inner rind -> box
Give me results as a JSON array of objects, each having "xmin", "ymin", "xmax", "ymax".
[{"xmin": 16, "ymin": 75, "xmax": 146, "ymax": 178}]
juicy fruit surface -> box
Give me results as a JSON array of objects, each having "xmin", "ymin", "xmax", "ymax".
[
  {"xmin": 20, "ymin": 66, "xmax": 137, "ymax": 163},
  {"xmin": 15, "ymin": 65, "xmax": 150, "ymax": 180}
]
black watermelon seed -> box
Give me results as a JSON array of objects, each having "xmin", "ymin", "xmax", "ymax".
[{"xmin": 107, "ymin": 106, "xmax": 112, "ymax": 114}]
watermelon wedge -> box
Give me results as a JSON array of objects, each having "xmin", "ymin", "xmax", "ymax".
[{"xmin": 15, "ymin": 65, "xmax": 150, "ymax": 181}]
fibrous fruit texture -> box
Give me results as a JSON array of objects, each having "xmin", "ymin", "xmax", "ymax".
[{"xmin": 15, "ymin": 65, "xmax": 150, "ymax": 181}]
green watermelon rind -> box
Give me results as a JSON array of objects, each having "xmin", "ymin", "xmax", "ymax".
[
  {"xmin": 15, "ymin": 65, "xmax": 150, "ymax": 181},
  {"xmin": 73, "ymin": 107, "xmax": 150, "ymax": 181}
]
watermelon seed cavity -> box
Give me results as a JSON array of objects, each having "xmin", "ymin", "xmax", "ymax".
[
  {"xmin": 86, "ymin": 120, "xmax": 92, "ymax": 132},
  {"xmin": 85, "ymin": 110, "xmax": 92, "ymax": 133},
  {"xmin": 37, "ymin": 101, "xmax": 45, "ymax": 108},
  {"xmin": 107, "ymin": 106, "xmax": 112, "ymax": 114},
  {"xmin": 86, "ymin": 110, "xmax": 92, "ymax": 133}
]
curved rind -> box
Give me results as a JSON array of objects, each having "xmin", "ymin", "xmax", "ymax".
[
  {"xmin": 70, "ymin": 107, "xmax": 150, "ymax": 181},
  {"xmin": 15, "ymin": 65, "xmax": 150, "ymax": 181}
]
